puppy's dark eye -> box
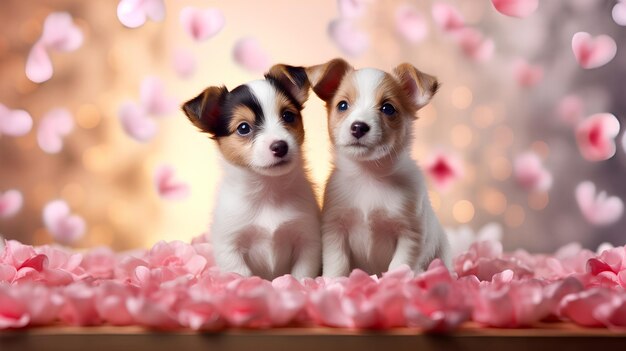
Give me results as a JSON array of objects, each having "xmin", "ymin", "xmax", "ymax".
[
  {"xmin": 380, "ymin": 103, "xmax": 396, "ymax": 116},
  {"xmin": 237, "ymin": 122, "xmax": 251, "ymax": 136},
  {"xmin": 282, "ymin": 110, "xmax": 296, "ymax": 123},
  {"xmin": 337, "ymin": 100, "xmax": 349, "ymax": 111}
]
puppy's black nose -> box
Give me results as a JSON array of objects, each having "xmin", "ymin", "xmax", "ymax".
[
  {"xmin": 270, "ymin": 140, "xmax": 288, "ymax": 158},
  {"xmin": 350, "ymin": 122, "xmax": 370, "ymax": 139}
]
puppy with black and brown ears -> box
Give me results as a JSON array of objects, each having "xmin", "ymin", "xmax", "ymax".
[
  {"xmin": 181, "ymin": 64, "xmax": 321, "ymax": 280},
  {"xmin": 307, "ymin": 58, "xmax": 451, "ymax": 277}
]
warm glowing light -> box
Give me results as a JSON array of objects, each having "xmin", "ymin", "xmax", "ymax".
[
  {"xmin": 418, "ymin": 104, "xmax": 437, "ymax": 126},
  {"xmin": 77, "ymin": 104, "xmax": 102, "ymax": 129},
  {"xmin": 87, "ymin": 225, "xmax": 114, "ymax": 247},
  {"xmin": 33, "ymin": 227, "xmax": 53, "ymax": 246},
  {"xmin": 505, "ymin": 204, "xmax": 525, "ymax": 227},
  {"xmin": 450, "ymin": 124, "xmax": 473, "ymax": 148},
  {"xmin": 480, "ymin": 187, "xmax": 507, "ymax": 215},
  {"xmin": 82, "ymin": 145, "xmax": 110, "ymax": 173},
  {"xmin": 451, "ymin": 86, "xmax": 473, "ymax": 109},
  {"xmin": 61, "ymin": 183, "xmax": 85, "ymax": 207},
  {"xmin": 453, "ymin": 200, "xmax": 475, "ymax": 223},
  {"xmin": 489, "ymin": 156, "xmax": 512, "ymax": 181},
  {"xmin": 528, "ymin": 192, "xmax": 549, "ymax": 210},
  {"xmin": 471, "ymin": 105, "xmax": 495, "ymax": 128},
  {"xmin": 493, "ymin": 125, "xmax": 514, "ymax": 147},
  {"xmin": 428, "ymin": 191, "xmax": 441, "ymax": 212},
  {"xmin": 531, "ymin": 140, "xmax": 550, "ymax": 158},
  {"xmin": 32, "ymin": 183, "xmax": 56, "ymax": 208}
]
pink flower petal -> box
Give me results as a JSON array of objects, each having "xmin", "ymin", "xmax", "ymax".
[
  {"xmin": 179, "ymin": 7, "xmax": 225, "ymax": 42},
  {"xmin": 42, "ymin": 200, "xmax": 86, "ymax": 245},
  {"xmin": 453, "ymin": 28, "xmax": 495, "ymax": 63},
  {"xmin": 613, "ymin": 2, "xmax": 626, "ymax": 26},
  {"xmin": 431, "ymin": 2, "xmax": 465, "ymax": 32},
  {"xmin": 37, "ymin": 108, "xmax": 74, "ymax": 154},
  {"xmin": 0, "ymin": 190, "xmax": 23, "ymax": 219},
  {"xmin": 117, "ymin": 0, "xmax": 165, "ymax": 28},
  {"xmin": 154, "ymin": 165, "xmax": 190, "ymax": 201},
  {"xmin": 40, "ymin": 12, "xmax": 83, "ymax": 52},
  {"xmin": 491, "ymin": 0, "xmax": 538, "ymax": 18},
  {"xmin": 395, "ymin": 5, "xmax": 428, "ymax": 44},
  {"xmin": 576, "ymin": 113, "xmax": 620, "ymax": 161},
  {"xmin": 232, "ymin": 37, "xmax": 272, "ymax": 73},
  {"xmin": 0, "ymin": 104, "xmax": 33, "ymax": 137},
  {"xmin": 118, "ymin": 101, "xmax": 157, "ymax": 142},
  {"xmin": 513, "ymin": 152, "xmax": 552, "ymax": 192},
  {"xmin": 576, "ymin": 181, "xmax": 623, "ymax": 226},
  {"xmin": 423, "ymin": 151, "xmax": 463, "ymax": 192},
  {"xmin": 328, "ymin": 19, "xmax": 369, "ymax": 58},
  {"xmin": 25, "ymin": 42, "xmax": 53, "ymax": 83},
  {"xmin": 572, "ymin": 32, "xmax": 617, "ymax": 69},
  {"xmin": 140, "ymin": 76, "xmax": 177, "ymax": 117},
  {"xmin": 512, "ymin": 59, "xmax": 543, "ymax": 88},
  {"xmin": 172, "ymin": 48, "xmax": 196, "ymax": 79}
]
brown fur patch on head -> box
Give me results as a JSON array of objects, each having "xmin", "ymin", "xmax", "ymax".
[
  {"xmin": 325, "ymin": 72, "xmax": 358, "ymax": 143},
  {"xmin": 275, "ymin": 93, "xmax": 305, "ymax": 145},
  {"xmin": 307, "ymin": 58, "xmax": 353, "ymax": 103},
  {"xmin": 216, "ymin": 105, "xmax": 256, "ymax": 167}
]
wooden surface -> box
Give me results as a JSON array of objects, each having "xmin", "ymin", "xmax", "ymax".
[{"xmin": 2, "ymin": 323, "xmax": 626, "ymax": 351}]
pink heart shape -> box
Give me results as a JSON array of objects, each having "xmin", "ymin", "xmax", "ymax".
[
  {"xmin": 556, "ymin": 95, "xmax": 584, "ymax": 126},
  {"xmin": 613, "ymin": 2, "xmax": 626, "ymax": 26},
  {"xmin": 328, "ymin": 19, "xmax": 369, "ymax": 58},
  {"xmin": 513, "ymin": 152, "xmax": 552, "ymax": 192},
  {"xmin": 337, "ymin": 0, "xmax": 369, "ymax": 19},
  {"xmin": 576, "ymin": 181, "xmax": 623, "ymax": 226},
  {"xmin": 117, "ymin": 0, "xmax": 165, "ymax": 28},
  {"xmin": 118, "ymin": 101, "xmax": 157, "ymax": 142},
  {"xmin": 453, "ymin": 28, "xmax": 494, "ymax": 63},
  {"xmin": 0, "ymin": 190, "xmax": 23, "ymax": 219},
  {"xmin": 423, "ymin": 151, "xmax": 464, "ymax": 193},
  {"xmin": 37, "ymin": 108, "xmax": 74, "ymax": 154},
  {"xmin": 140, "ymin": 76, "xmax": 177, "ymax": 117},
  {"xmin": 491, "ymin": 0, "xmax": 538, "ymax": 18},
  {"xmin": 431, "ymin": 2, "xmax": 465, "ymax": 32},
  {"xmin": 575, "ymin": 113, "xmax": 620, "ymax": 161},
  {"xmin": 395, "ymin": 5, "xmax": 428, "ymax": 44},
  {"xmin": 179, "ymin": 7, "xmax": 225, "ymax": 42},
  {"xmin": 512, "ymin": 59, "xmax": 543, "ymax": 87},
  {"xmin": 25, "ymin": 42, "xmax": 53, "ymax": 84},
  {"xmin": 43, "ymin": 200, "xmax": 86, "ymax": 244},
  {"xmin": 40, "ymin": 12, "xmax": 84, "ymax": 52},
  {"xmin": 154, "ymin": 165, "xmax": 190, "ymax": 200},
  {"xmin": 0, "ymin": 104, "xmax": 33, "ymax": 137},
  {"xmin": 172, "ymin": 48, "xmax": 196, "ymax": 79},
  {"xmin": 232, "ymin": 37, "xmax": 272, "ymax": 73},
  {"xmin": 572, "ymin": 32, "xmax": 617, "ymax": 69}
]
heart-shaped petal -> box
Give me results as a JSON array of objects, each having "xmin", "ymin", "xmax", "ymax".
[
  {"xmin": 118, "ymin": 101, "xmax": 157, "ymax": 142},
  {"xmin": 117, "ymin": 0, "xmax": 165, "ymax": 28},
  {"xmin": 512, "ymin": 59, "xmax": 543, "ymax": 88},
  {"xmin": 338, "ymin": 0, "xmax": 369, "ymax": 19},
  {"xmin": 232, "ymin": 37, "xmax": 272, "ymax": 73},
  {"xmin": 40, "ymin": 12, "xmax": 83, "ymax": 52},
  {"xmin": 0, "ymin": 190, "xmax": 23, "ymax": 219},
  {"xmin": 179, "ymin": 7, "xmax": 225, "ymax": 42},
  {"xmin": 431, "ymin": 2, "xmax": 465, "ymax": 32},
  {"xmin": 576, "ymin": 181, "xmax": 623, "ymax": 226},
  {"xmin": 513, "ymin": 152, "xmax": 552, "ymax": 192},
  {"xmin": 43, "ymin": 200, "xmax": 86, "ymax": 245},
  {"xmin": 0, "ymin": 104, "xmax": 33, "ymax": 136},
  {"xmin": 140, "ymin": 76, "xmax": 177, "ymax": 117},
  {"xmin": 37, "ymin": 108, "xmax": 74, "ymax": 154},
  {"xmin": 491, "ymin": 0, "xmax": 538, "ymax": 18},
  {"xmin": 154, "ymin": 165, "xmax": 190, "ymax": 200},
  {"xmin": 613, "ymin": 2, "xmax": 626, "ymax": 26},
  {"xmin": 25, "ymin": 42, "xmax": 53, "ymax": 83},
  {"xmin": 575, "ymin": 113, "xmax": 620, "ymax": 161},
  {"xmin": 395, "ymin": 5, "xmax": 428, "ymax": 44},
  {"xmin": 328, "ymin": 19, "xmax": 369, "ymax": 57},
  {"xmin": 557, "ymin": 95, "xmax": 584, "ymax": 126},
  {"xmin": 453, "ymin": 28, "xmax": 494, "ymax": 63},
  {"xmin": 423, "ymin": 151, "xmax": 464, "ymax": 192},
  {"xmin": 172, "ymin": 48, "xmax": 196, "ymax": 79},
  {"xmin": 572, "ymin": 32, "xmax": 617, "ymax": 69}
]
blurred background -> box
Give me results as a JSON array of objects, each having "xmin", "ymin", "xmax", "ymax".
[{"xmin": 0, "ymin": 0, "xmax": 625, "ymax": 252}]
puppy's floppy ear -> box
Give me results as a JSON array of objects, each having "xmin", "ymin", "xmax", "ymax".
[
  {"xmin": 306, "ymin": 58, "xmax": 352, "ymax": 102},
  {"xmin": 265, "ymin": 64, "xmax": 310, "ymax": 107},
  {"xmin": 181, "ymin": 86, "xmax": 228, "ymax": 135},
  {"xmin": 392, "ymin": 63, "xmax": 439, "ymax": 110}
]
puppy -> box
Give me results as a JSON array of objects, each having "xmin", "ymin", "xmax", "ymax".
[
  {"xmin": 307, "ymin": 58, "xmax": 451, "ymax": 277},
  {"xmin": 181, "ymin": 64, "xmax": 321, "ymax": 279}
]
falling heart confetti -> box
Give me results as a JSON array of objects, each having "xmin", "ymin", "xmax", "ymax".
[
  {"xmin": 0, "ymin": 190, "xmax": 23, "ymax": 219},
  {"xmin": 0, "ymin": 104, "xmax": 33, "ymax": 137},
  {"xmin": 328, "ymin": 19, "xmax": 369, "ymax": 57},
  {"xmin": 514, "ymin": 152, "xmax": 552, "ymax": 192},
  {"xmin": 154, "ymin": 165, "xmax": 190, "ymax": 200},
  {"xmin": 37, "ymin": 108, "xmax": 74, "ymax": 154},
  {"xmin": 575, "ymin": 113, "xmax": 620, "ymax": 161},
  {"xmin": 576, "ymin": 181, "xmax": 623, "ymax": 226},
  {"xmin": 179, "ymin": 7, "xmax": 225, "ymax": 42},
  {"xmin": 423, "ymin": 151, "xmax": 464, "ymax": 193},
  {"xmin": 43, "ymin": 200, "xmax": 86, "ymax": 244},
  {"xmin": 232, "ymin": 37, "xmax": 272, "ymax": 73},
  {"xmin": 395, "ymin": 5, "xmax": 428, "ymax": 44},
  {"xmin": 557, "ymin": 95, "xmax": 584, "ymax": 126},
  {"xmin": 454, "ymin": 28, "xmax": 495, "ymax": 63},
  {"xmin": 140, "ymin": 76, "xmax": 178, "ymax": 117},
  {"xmin": 117, "ymin": 0, "xmax": 165, "ymax": 28},
  {"xmin": 491, "ymin": 0, "xmax": 538, "ymax": 18},
  {"xmin": 118, "ymin": 101, "xmax": 157, "ymax": 142},
  {"xmin": 513, "ymin": 59, "xmax": 544, "ymax": 88},
  {"xmin": 431, "ymin": 2, "xmax": 465, "ymax": 32},
  {"xmin": 572, "ymin": 32, "xmax": 617, "ymax": 69},
  {"xmin": 172, "ymin": 48, "xmax": 196, "ymax": 79}
]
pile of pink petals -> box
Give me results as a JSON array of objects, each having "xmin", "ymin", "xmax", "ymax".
[{"xmin": 2, "ymin": 238, "xmax": 626, "ymax": 331}]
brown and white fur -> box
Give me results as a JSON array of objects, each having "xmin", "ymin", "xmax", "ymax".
[
  {"xmin": 307, "ymin": 58, "xmax": 451, "ymax": 277},
  {"xmin": 181, "ymin": 65, "xmax": 321, "ymax": 279}
]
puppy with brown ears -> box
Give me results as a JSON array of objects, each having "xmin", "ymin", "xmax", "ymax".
[
  {"xmin": 307, "ymin": 58, "xmax": 451, "ymax": 277},
  {"xmin": 181, "ymin": 65, "xmax": 321, "ymax": 279}
]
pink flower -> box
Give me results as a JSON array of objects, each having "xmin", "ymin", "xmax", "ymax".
[
  {"xmin": 576, "ymin": 113, "xmax": 620, "ymax": 161},
  {"xmin": 454, "ymin": 241, "xmax": 533, "ymax": 281},
  {"xmin": 513, "ymin": 152, "xmax": 552, "ymax": 192},
  {"xmin": 423, "ymin": 151, "xmax": 463, "ymax": 192},
  {"xmin": 558, "ymin": 288, "xmax": 620, "ymax": 327},
  {"xmin": 0, "ymin": 285, "xmax": 30, "ymax": 328},
  {"xmin": 95, "ymin": 282, "xmax": 136, "ymax": 326},
  {"xmin": 576, "ymin": 181, "xmax": 623, "ymax": 226},
  {"xmin": 59, "ymin": 283, "xmax": 101, "ymax": 326}
]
